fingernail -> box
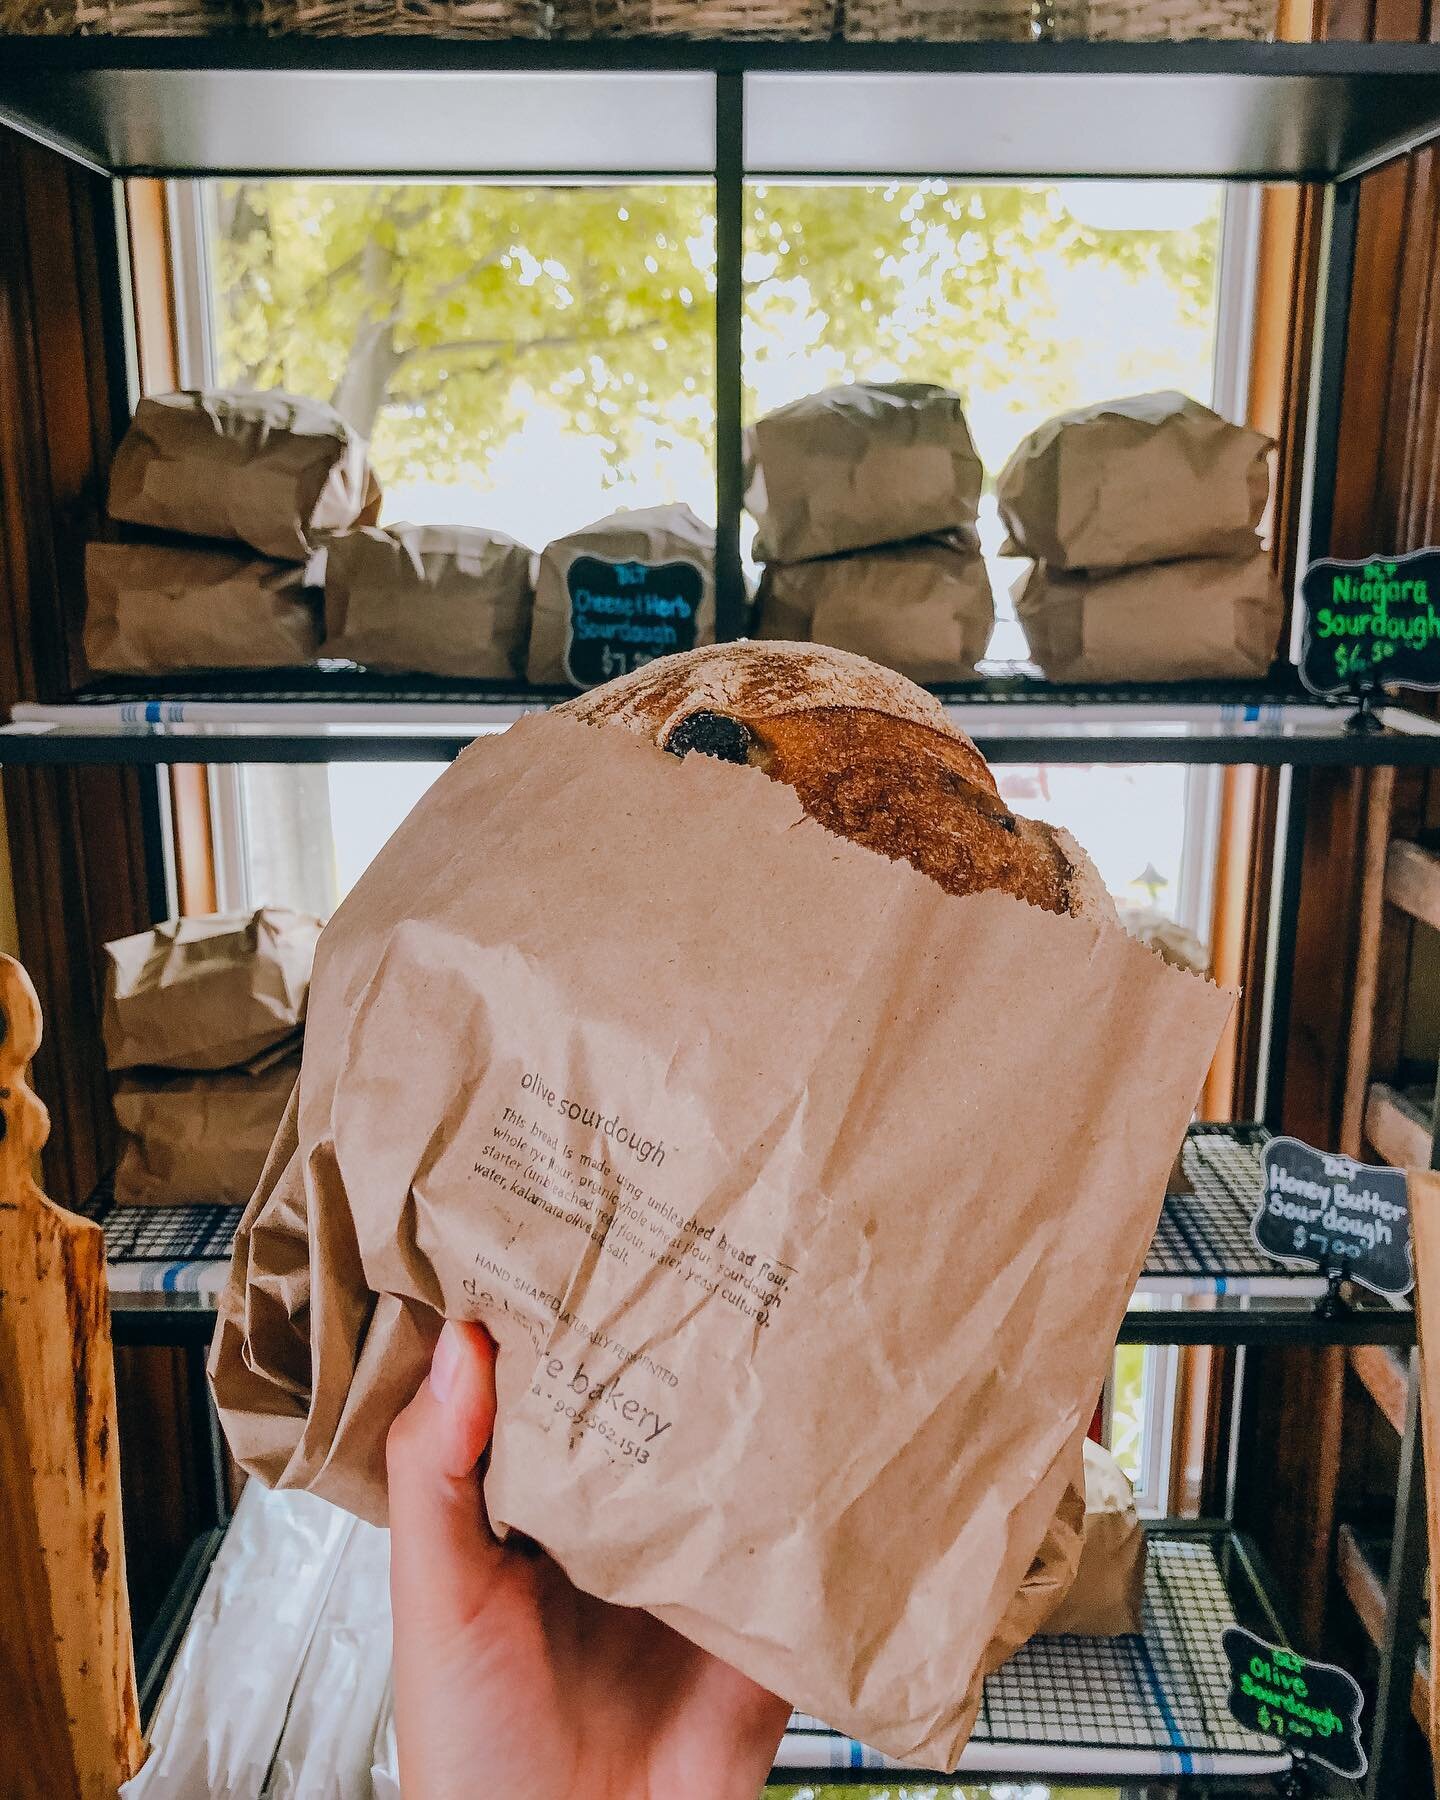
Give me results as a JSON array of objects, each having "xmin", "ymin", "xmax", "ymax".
[{"xmin": 430, "ymin": 1322, "xmax": 461, "ymax": 1405}]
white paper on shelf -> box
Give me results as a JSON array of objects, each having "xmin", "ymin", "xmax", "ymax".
[
  {"xmin": 123, "ymin": 1486, "xmax": 355, "ymax": 1800},
  {"xmin": 262, "ymin": 1522, "xmax": 393, "ymax": 1799},
  {"xmin": 368, "ymin": 1686, "xmax": 400, "ymax": 1799}
]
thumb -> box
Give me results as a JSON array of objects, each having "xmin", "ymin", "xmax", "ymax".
[{"xmin": 387, "ymin": 1321, "xmax": 504, "ymax": 1627}]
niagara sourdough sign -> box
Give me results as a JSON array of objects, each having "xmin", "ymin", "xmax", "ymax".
[{"xmin": 1299, "ymin": 547, "xmax": 1440, "ymax": 695}]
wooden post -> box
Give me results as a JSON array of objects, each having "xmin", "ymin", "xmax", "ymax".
[
  {"xmin": 0, "ymin": 953, "xmax": 140, "ymax": 1797},
  {"xmin": 1412, "ymin": 1168, "xmax": 1440, "ymax": 1798}
]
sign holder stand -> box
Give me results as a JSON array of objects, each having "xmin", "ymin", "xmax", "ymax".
[
  {"xmin": 1314, "ymin": 1259, "xmax": 1352, "ymax": 1318},
  {"xmin": 1343, "ymin": 680, "xmax": 1387, "ymax": 735}
]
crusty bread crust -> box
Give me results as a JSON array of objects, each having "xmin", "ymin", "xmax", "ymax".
[{"xmin": 562, "ymin": 641, "xmax": 1110, "ymax": 919}]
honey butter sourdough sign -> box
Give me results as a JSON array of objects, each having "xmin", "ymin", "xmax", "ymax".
[
  {"xmin": 564, "ymin": 555, "xmax": 704, "ymax": 686},
  {"xmin": 1252, "ymin": 1137, "xmax": 1413, "ymax": 1298}
]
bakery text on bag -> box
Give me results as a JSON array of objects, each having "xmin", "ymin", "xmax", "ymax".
[{"xmin": 210, "ymin": 642, "xmax": 1231, "ymax": 1771}]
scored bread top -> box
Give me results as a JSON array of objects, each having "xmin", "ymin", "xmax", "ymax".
[{"xmin": 561, "ymin": 641, "xmax": 1110, "ymax": 921}]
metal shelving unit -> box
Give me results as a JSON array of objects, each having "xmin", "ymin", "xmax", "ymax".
[
  {"xmin": 6, "ymin": 29, "xmax": 1440, "ymax": 1797},
  {"xmin": 130, "ymin": 1480, "xmax": 1299, "ymax": 1790}
]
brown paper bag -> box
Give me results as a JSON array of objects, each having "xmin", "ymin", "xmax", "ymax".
[
  {"xmin": 1014, "ymin": 555, "xmax": 1283, "ymax": 682},
  {"xmin": 108, "ymin": 389, "xmax": 381, "ymax": 561},
  {"xmin": 113, "ymin": 1051, "xmax": 301, "ymax": 1208},
  {"xmin": 1409, "ymin": 1170, "xmax": 1440, "ymax": 1797},
  {"xmin": 210, "ymin": 712, "xmax": 1229, "ymax": 1768},
  {"xmin": 756, "ymin": 533, "xmax": 994, "ymax": 682},
  {"xmin": 746, "ymin": 383, "xmax": 983, "ymax": 564},
  {"xmin": 319, "ymin": 523, "xmax": 534, "ymax": 680},
  {"xmin": 997, "ymin": 393, "xmax": 1272, "ymax": 571},
  {"xmin": 1036, "ymin": 1439, "xmax": 1146, "ymax": 1637},
  {"xmin": 103, "ymin": 908, "xmax": 322, "ymax": 1074},
  {"xmin": 527, "ymin": 503, "xmax": 715, "ymax": 688},
  {"xmin": 85, "ymin": 541, "xmax": 322, "ymax": 674}
]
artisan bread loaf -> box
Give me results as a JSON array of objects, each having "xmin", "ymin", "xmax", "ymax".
[{"xmin": 562, "ymin": 639, "xmax": 1109, "ymax": 920}]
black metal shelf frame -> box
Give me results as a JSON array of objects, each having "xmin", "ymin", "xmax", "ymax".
[{"xmin": 3, "ymin": 37, "xmax": 1434, "ymax": 1797}]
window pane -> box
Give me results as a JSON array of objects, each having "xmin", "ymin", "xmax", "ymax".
[{"xmin": 210, "ymin": 180, "xmax": 717, "ymax": 547}]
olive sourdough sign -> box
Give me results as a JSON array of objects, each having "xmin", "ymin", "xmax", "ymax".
[
  {"xmin": 1222, "ymin": 1628, "xmax": 1367, "ymax": 1779},
  {"xmin": 564, "ymin": 555, "xmax": 705, "ymax": 688},
  {"xmin": 1251, "ymin": 1136, "xmax": 1413, "ymax": 1299},
  {"xmin": 1299, "ymin": 547, "xmax": 1440, "ymax": 695}
]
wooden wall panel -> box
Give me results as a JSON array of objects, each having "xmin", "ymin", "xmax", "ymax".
[{"xmin": 0, "ymin": 134, "xmax": 212, "ymax": 1647}]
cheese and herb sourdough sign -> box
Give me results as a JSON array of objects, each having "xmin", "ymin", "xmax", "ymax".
[
  {"xmin": 564, "ymin": 555, "xmax": 704, "ymax": 688},
  {"xmin": 1251, "ymin": 1136, "xmax": 1413, "ymax": 1299},
  {"xmin": 1299, "ymin": 547, "xmax": 1440, "ymax": 695},
  {"xmin": 1223, "ymin": 1628, "xmax": 1366, "ymax": 1778}
]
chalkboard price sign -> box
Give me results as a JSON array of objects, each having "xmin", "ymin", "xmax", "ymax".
[
  {"xmin": 1299, "ymin": 547, "xmax": 1440, "ymax": 696},
  {"xmin": 564, "ymin": 555, "xmax": 704, "ymax": 689},
  {"xmin": 1252, "ymin": 1136, "xmax": 1413, "ymax": 1299},
  {"xmin": 1223, "ymin": 1627, "xmax": 1367, "ymax": 1779}
]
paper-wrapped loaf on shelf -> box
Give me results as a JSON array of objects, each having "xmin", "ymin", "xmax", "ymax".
[
  {"xmin": 746, "ymin": 382, "xmax": 983, "ymax": 564},
  {"xmin": 320, "ymin": 523, "xmax": 534, "ymax": 680},
  {"xmin": 211, "ymin": 642, "xmax": 1230, "ymax": 1771},
  {"xmin": 84, "ymin": 541, "xmax": 321, "ymax": 675},
  {"xmin": 755, "ymin": 531, "xmax": 993, "ymax": 682},
  {"xmin": 108, "ymin": 388, "xmax": 380, "ymax": 561},
  {"xmin": 1035, "ymin": 1439, "xmax": 1147, "ymax": 1639},
  {"xmin": 103, "ymin": 908, "xmax": 321, "ymax": 1075},
  {"xmin": 113, "ymin": 1050, "xmax": 302, "ymax": 1209},
  {"xmin": 997, "ymin": 392, "xmax": 1271, "ymax": 572},
  {"xmin": 527, "ymin": 501, "xmax": 715, "ymax": 688},
  {"xmin": 1014, "ymin": 555, "xmax": 1283, "ymax": 683}
]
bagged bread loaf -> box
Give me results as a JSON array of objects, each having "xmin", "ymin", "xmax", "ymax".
[
  {"xmin": 108, "ymin": 389, "xmax": 380, "ymax": 560},
  {"xmin": 528, "ymin": 502, "xmax": 714, "ymax": 688},
  {"xmin": 997, "ymin": 393, "xmax": 1271, "ymax": 571},
  {"xmin": 113, "ymin": 1050, "xmax": 301, "ymax": 1208},
  {"xmin": 320, "ymin": 523, "xmax": 533, "ymax": 680},
  {"xmin": 103, "ymin": 908, "xmax": 322, "ymax": 1074},
  {"xmin": 85, "ymin": 541, "xmax": 321, "ymax": 674},
  {"xmin": 756, "ymin": 532, "xmax": 993, "ymax": 682},
  {"xmin": 1014, "ymin": 555, "xmax": 1283, "ymax": 683},
  {"xmin": 746, "ymin": 382, "xmax": 983, "ymax": 563},
  {"xmin": 1036, "ymin": 1439, "xmax": 1147, "ymax": 1638},
  {"xmin": 212, "ymin": 641, "xmax": 1231, "ymax": 1770}
]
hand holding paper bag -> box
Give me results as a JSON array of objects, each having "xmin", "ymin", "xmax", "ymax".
[{"xmin": 211, "ymin": 645, "xmax": 1231, "ymax": 1770}]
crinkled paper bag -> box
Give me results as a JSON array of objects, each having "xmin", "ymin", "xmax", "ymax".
[
  {"xmin": 1014, "ymin": 555, "xmax": 1283, "ymax": 683},
  {"xmin": 108, "ymin": 389, "xmax": 380, "ymax": 561},
  {"xmin": 211, "ymin": 712, "xmax": 1231, "ymax": 1770},
  {"xmin": 756, "ymin": 532, "xmax": 993, "ymax": 682},
  {"xmin": 319, "ymin": 523, "xmax": 534, "ymax": 680},
  {"xmin": 745, "ymin": 382, "xmax": 982, "ymax": 564},
  {"xmin": 997, "ymin": 392, "xmax": 1271, "ymax": 572},
  {"xmin": 104, "ymin": 908, "xmax": 321, "ymax": 1073},
  {"xmin": 113, "ymin": 1050, "xmax": 301, "ymax": 1208},
  {"xmin": 85, "ymin": 541, "xmax": 321, "ymax": 676},
  {"xmin": 1036, "ymin": 1439, "xmax": 1146, "ymax": 1638}
]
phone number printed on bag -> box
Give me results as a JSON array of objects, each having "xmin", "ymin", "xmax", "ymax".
[
  {"xmin": 1252, "ymin": 1136, "xmax": 1413, "ymax": 1298},
  {"xmin": 1299, "ymin": 547, "xmax": 1440, "ymax": 695},
  {"xmin": 1222, "ymin": 1627, "xmax": 1367, "ymax": 1779},
  {"xmin": 564, "ymin": 555, "xmax": 704, "ymax": 688}
]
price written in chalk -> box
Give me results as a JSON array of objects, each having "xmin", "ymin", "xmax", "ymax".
[
  {"xmin": 1252, "ymin": 1136, "xmax": 1413, "ymax": 1299},
  {"xmin": 1222, "ymin": 1627, "xmax": 1367, "ymax": 1779},
  {"xmin": 1299, "ymin": 547, "xmax": 1440, "ymax": 696},
  {"xmin": 564, "ymin": 555, "xmax": 704, "ymax": 689}
]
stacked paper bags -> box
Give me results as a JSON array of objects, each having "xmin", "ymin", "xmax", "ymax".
[
  {"xmin": 87, "ymin": 389, "xmax": 379, "ymax": 675},
  {"xmin": 748, "ymin": 384, "xmax": 994, "ymax": 682},
  {"xmin": 102, "ymin": 908, "xmax": 319, "ymax": 1206},
  {"xmin": 998, "ymin": 392, "xmax": 1282, "ymax": 682}
]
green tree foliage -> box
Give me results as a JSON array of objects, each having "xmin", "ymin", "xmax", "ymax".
[{"xmin": 213, "ymin": 179, "xmax": 1217, "ymax": 486}]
